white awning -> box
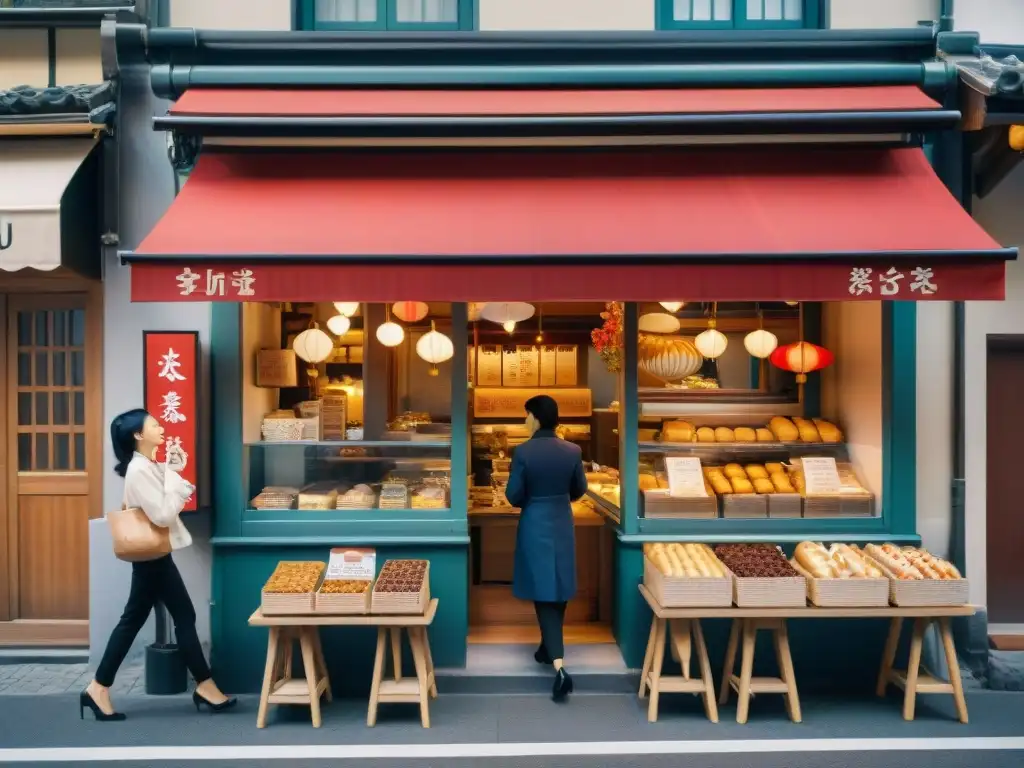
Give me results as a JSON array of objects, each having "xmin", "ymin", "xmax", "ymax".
[{"xmin": 0, "ymin": 139, "xmax": 97, "ymax": 272}]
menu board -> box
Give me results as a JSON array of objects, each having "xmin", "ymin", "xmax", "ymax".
[
  {"xmin": 555, "ymin": 345, "xmax": 578, "ymax": 386},
  {"xmin": 476, "ymin": 345, "xmax": 502, "ymax": 387},
  {"xmin": 517, "ymin": 346, "xmax": 539, "ymax": 387},
  {"xmin": 502, "ymin": 348, "xmax": 521, "ymax": 386},
  {"xmin": 326, "ymin": 547, "xmax": 376, "ymax": 581},
  {"xmin": 801, "ymin": 457, "xmax": 842, "ymax": 496},
  {"xmin": 539, "ymin": 346, "xmax": 558, "ymax": 386},
  {"xmin": 664, "ymin": 457, "xmax": 708, "ymax": 498},
  {"xmin": 474, "ymin": 387, "xmax": 592, "ymax": 419}
]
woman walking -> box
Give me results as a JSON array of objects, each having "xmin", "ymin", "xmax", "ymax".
[
  {"xmin": 81, "ymin": 409, "xmax": 236, "ymax": 721},
  {"xmin": 505, "ymin": 395, "xmax": 588, "ymax": 702}
]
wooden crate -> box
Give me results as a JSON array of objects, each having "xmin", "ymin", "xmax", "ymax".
[
  {"xmin": 733, "ymin": 575, "xmax": 807, "ymax": 608},
  {"xmin": 865, "ymin": 555, "xmax": 970, "ymax": 607},
  {"xmin": 721, "ymin": 494, "xmax": 768, "ymax": 519},
  {"xmin": 768, "ymin": 493, "xmax": 802, "ymax": 518},
  {"xmin": 371, "ymin": 564, "xmax": 431, "ymax": 615},
  {"xmin": 643, "ymin": 558, "xmax": 733, "ymax": 608},
  {"xmin": 801, "ymin": 495, "xmax": 843, "ymax": 517},
  {"xmin": 262, "ymin": 571, "xmax": 323, "ymax": 616},
  {"xmin": 791, "ymin": 560, "xmax": 889, "ymax": 608},
  {"xmin": 314, "ymin": 583, "xmax": 372, "ymax": 615},
  {"xmin": 641, "ymin": 489, "xmax": 718, "ymax": 519}
]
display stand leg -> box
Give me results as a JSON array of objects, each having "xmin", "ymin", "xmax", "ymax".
[
  {"xmin": 279, "ymin": 629, "xmax": 293, "ymax": 682},
  {"xmin": 419, "ymin": 627, "xmax": 438, "ymax": 698},
  {"xmin": 646, "ymin": 618, "xmax": 667, "ymax": 723},
  {"xmin": 772, "ymin": 620, "xmax": 802, "ymax": 723},
  {"xmin": 939, "ymin": 618, "xmax": 969, "ymax": 724},
  {"xmin": 735, "ymin": 620, "xmax": 756, "ymax": 725},
  {"xmin": 719, "ymin": 619, "xmax": 740, "ymax": 705},
  {"xmin": 409, "ymin": 627, "xmax": 432, "ymax": 729},
  {"xmin": 639, "ymin": 617, "xmax": 658, "ymax": 698},
  {"xmin": 257, "ymin": 627, "xmax": 281, "ymax": 729},
  {"xmin": 390, "ymin": 628, "xmax": 403, "ymax": 682},
  {"xmin": 299, "ymin": 628, "xmax": 323, "ymax": 728},
  {"xmin": 692, "ymin": 620, "xmax": 719, "ymax": 724},
  {"xmin": 877, "ymin": 617, "xmax": 902, "ymax": 697},
  {"xmin": 668, "ymin": 620, "xmax": 691, "ymax": 681},
  {"xmin": 311, "ymin": 629, "xmax": 332, "ymax": 703},
  {"xmin": 367, "ymin": 627, "xmax": 387, "ymax": 727},
  {"xmin": 902, "ymin": 618, "xmax": 927, "ymax": 721}
]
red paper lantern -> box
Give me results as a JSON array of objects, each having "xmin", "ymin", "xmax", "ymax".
[
  {"xmin": 392, "ymin": 301, "xmax": 429, "ymax": 323},
  {"xmin": 770, "ymin": 342, "xmax": 834, "ymax": 383}
]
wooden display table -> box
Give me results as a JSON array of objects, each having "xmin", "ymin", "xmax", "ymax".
[
  {"xmin": 248, "ymin": 598, "xmax": 438, "ymax": 729},
  {"xmin": 638, "ymin": 585, "xmax": 975, "ymax": 725}
]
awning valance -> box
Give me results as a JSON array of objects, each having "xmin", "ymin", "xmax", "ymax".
[
  {"xmin": 0, "ymin": 138, "xmax": 98, "ymax": 273},
  {"xmin": 125, "ymin": 146, "xmax": 1013, "ymax": 303}
]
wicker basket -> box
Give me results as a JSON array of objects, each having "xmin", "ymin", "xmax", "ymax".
[
  {"xmin": 371, "ymin": 578, "xmax": 431, "ymax": 615},
  {"xmin": 864, "ymin": 554, "xmax": 970, "ymax": 607},
  {"xmin": 733, "ymin": 575, "xmax": 807, "ymax": 608},
  {"xmin": 643, "ymin": 558, "xmax": 733, "ymax": 607},
  {"xmin": 261, "ymin": 570, "xmax": 324, "ymax": 616},
  {"xmin": 261, "ymin": 417, "xmax": 305, "ymax": 442},
  {"xmin": 641, "ymin": 489, "xmax": 718, "ymax": 519},
  {"xmin": 314, "ymin": 582, "xmax": 372, "ymax": 615},
  {"xmin": 791, "ymin": 560, "xmax": 889, "ymax": 608},
  {"xmin": 721, "ymin": 494, "xmax": 768, "ymax": 518}
]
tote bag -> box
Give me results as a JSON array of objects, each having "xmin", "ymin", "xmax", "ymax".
[{"xmin": 108, "ymin": 505, "xmax": 171, "ymax": 562}]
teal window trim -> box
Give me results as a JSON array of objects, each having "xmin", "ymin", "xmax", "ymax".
[
  {"xmin": 296, "ymin": 0, "xmax": 475, "ymax": 31},
  {"xmin": 656, "ymin": 0, "xmax": 822, "ymax": 30}
]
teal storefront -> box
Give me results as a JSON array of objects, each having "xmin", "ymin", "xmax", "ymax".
[{"xmin": 117, "ymin": 25, "xmax": 1012, "ymax": 695}]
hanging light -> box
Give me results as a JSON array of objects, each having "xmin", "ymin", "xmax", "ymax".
[
  {"xmin": 695, "ymin": 326, "xmax": 728, "ymax": 360},
  {"xmin": 744, "ymin": 329, "xmax": 778, "ymax": 359},
  {"xmin": 333, "ymin": 302, "xmax": 360, "ymax": 317},
  {"xmin": 292, "ymin": 325, "xmax": 334, "ymax": 387},
  {"xmin": 326, "ymin": 314, "xmax": 351, "ymax": 336},
  {"xmin": 503, "ymin": 320, "xmax": 516, "ymax": 334},
  {"xmin": 392, "ymin": 301, "xmax": 429, "ymax": 323},
  {"xmin": 480, "ymin": 302, "xmax": 534, "ymax": 327},
  {"xmin": 638, "ymin": 313, "xmax": 681, "ymax": 334},
  {"xmin": 535, "ymin": 307, "xmax": 544, "ymax": 344},
  {"xmin": 659, "ymin": 302, "xmax": 684, "ymax": 313},
  {"xmin": 416, "ymin": 320, "xmax": 454, "ymax": 376},
  {"xmin": 785, "ymin": 301, "xmax": 800, "ymax": 307},
  {"xmin": 375, "ymin": 305, "xmax": 405, "ymax": 347},
  {"xmin": 467, "ymin": 302, "xmax": 486, "ymax": 322},
  {"xmin": 770, "ymin": 341, "xmax": 834, "ymax": 383}
]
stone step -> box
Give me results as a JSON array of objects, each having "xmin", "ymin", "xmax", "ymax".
[{"xmin": 0, "ymin": 648, "xmax": 88, "ymax": 666}]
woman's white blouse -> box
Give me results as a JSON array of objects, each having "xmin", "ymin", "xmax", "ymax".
[{"xmin": 122, "ymin": 452, "xmax": 194, "ymax": 551}]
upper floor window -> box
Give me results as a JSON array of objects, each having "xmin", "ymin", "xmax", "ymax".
[
  {"xmin": 657, "ymin": 0, "xmax": 820, "ymax": 29},
  {"xmin": 299, "ymin": 0, "xmax": 474, "ymax": 31}
]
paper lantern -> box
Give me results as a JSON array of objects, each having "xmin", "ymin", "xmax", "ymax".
[
  {"xmin": 659, "ymin": 302, "xmax": 684, "ymax": 313},
  {"xmin": 639, "ymin": 335, "xmax": 703, "ymax": 382},
  {"xmin": 694, "ymin": 327, "xmax": 728, "ymax": 359},
  {"xmin": 292, "ymin": 326, "xmax": 333, "ymax": 364},
  {"xmin": 502, "ymin": 320, "xmax": 516, "ymax": 334},
  {"xmin": 326, "ymin": 314, "xmax": 351, "ymax": 336},
  {"xmin": 333, "ymin": 302, "xmax": 360, "ymax": 317},
  {"xmin": 416, "ymin": 321, "xmax": 454, "ymax": 376},
  {"xmin": 393, "ymin": 301, "xmax": 429, "ymax": 323},
  {"xmin": 770, "ymin": 341, "xmax": 834, "ymax": 383},
  {"xmin": 743, "ymin": 329, "xmax": 778, "ymax": 359},
  {"xmin": 480, "ymin": 302, "xmax": 534, "ymax": 325},
  {"xmin": 375, "ymin": 321, "xmax": 405, "ymax": 347},
  {"xmin": 638, "ymin": 313, "xmax": 681, "ymax": 334}
]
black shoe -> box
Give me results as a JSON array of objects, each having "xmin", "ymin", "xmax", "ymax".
[
  {"xmin": 193, "ymin": 690, "xmax": 238, "ymax": 713},
  {"xmin": 534, "ymin": 645, "xmax": 553, "ymax": 665},
  {"xmin": 79, "ymin": 690, "xmax": 126, "ymax": 722},
  {"xmin": 552, "ymin": 668, "xmax": 573, "ymax": 702}
]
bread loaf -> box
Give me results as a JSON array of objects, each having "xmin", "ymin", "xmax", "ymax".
[
  {"xmin": 813, "ymin": 418, "xmax": 843, "ymax": 443},
  {"xmin": 723, "ymin": 463, "xmax": 746, "ymax": 479},
  {"xmin": 753, "ymin": 478, "xmax": 775, "ymax": 494},
  {"xmin": 731, "ymin": 477, "xmax": 754, "ymax": 494},
  {"xmin": 771, "ymin": 471, "xmax": 795, "ymax": 493},
  {"xmin": 794, "ymin": 541, "xmax": 840, "ymax": 578},
  {"xmin": 638, "ymin": 473, "xmax": 659, "ymax": 491},
  {"xmin": 865, "ymin": 543, "xmax": 924, "ymax": 580},
  {"xmin": 661, "ymin": 420, "xmax": 695, "ymax": 443},
  {"xmin": 715, "ymin": 427, "xmax": 736, "ymax": 442},
  {"xmin": 746, "ymin": 465, "xmax": 769, "ymax": 480},
  {"xmin": 793, "ymin": 417, "xmax": 822, "ymax": 443},
  {"xmin": 697, "ymin": 427, "xmax": 716, "ymax": 443},
  {"xmin": 647, "ymin": 542, "xmax": 727, "ymax": 579},
  {"xmin": 765, "ymin": 462, "xmax": 784, "ymax": 474},
  {"xmin": 710, "ymin": 475, "xmax": 732, "ymax": 495},
  {"xmin": 768, "ymin": 416, "xmax": 800, "ymax": 442},
  {"xmin": 756, "ymin": 428, "xmax": 775, "ymax": 442},
  {"xmin": 734, "ymin": 427, "xmax": 757, "ymax": 442}
]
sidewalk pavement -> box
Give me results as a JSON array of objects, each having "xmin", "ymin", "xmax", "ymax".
[{"xmin": 0, "ymin": 661, "xmax": 144, "ymax": 697}]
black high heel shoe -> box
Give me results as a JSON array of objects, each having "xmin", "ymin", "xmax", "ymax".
[
  {"xmin": 552, "ymin": 668, "xmax": 573, "ymax": 702},
  {"xmin": 192, "ymin": 690, "xmax": 238, "ymax": 713},
  {"xmin": 79, "ymin": 690, "xmax": 126, "ymax": 722}
]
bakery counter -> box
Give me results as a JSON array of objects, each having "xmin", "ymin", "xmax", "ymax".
[
  {"xmin": 468, "ymin": 502, "xmax": 606, "ymax": 527},
  {"xmin": 586, "ymin": 489, "xmax": 622, "ymax": 525}
]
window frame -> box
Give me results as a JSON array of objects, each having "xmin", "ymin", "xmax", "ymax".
[
  {"xmin": 656, "ymin": 0, "xmax": 822, "ymax": 30},
  {"xmin": 297, "ymin": 0, "xmax": 475, "ymax": 31}
]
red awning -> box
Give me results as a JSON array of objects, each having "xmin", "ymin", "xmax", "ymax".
[{"xmin": 127, "ymin": 147, "xmax": 1010, "ymax": 303}]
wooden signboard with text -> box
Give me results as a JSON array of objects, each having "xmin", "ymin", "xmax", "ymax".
[{"xmin": 473, "ymin": 387, "xmax": 592, "ymax": 419}]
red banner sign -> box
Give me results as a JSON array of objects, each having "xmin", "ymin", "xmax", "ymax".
[
  {"xmin": 128, "ymin": 260, "xmax": 1007, "ymax": 304},
  {"xmin": 143, "ymin": 331, "xmax": 199, "ymax": 512}
]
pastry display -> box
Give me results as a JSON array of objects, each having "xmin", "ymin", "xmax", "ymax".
[
  {"xmin": 696, "ymin": 427, "xmax": 716, "ymax": 443},
  {"xmin": 653, "ymin": 416, "xmax": 842, "ymax": 444},
  {"xmin": 644, "ymin": 542, "xmax": 727, "ymax": 578},
  {"xmin": 715, "ymin": 427, "xmax": 736, "ymax": 442},
  {"xmin": 768, "ymin": 416, "xmax": 800, "ymax": 442},
  {"xmin": 263, "ymin": 561, "xmax": 325, "ymax": 593},
  {"xmin": 336, "ymin": 484, "xmax": 377, "ymax": 509},
  {"xmin": 378, "ymin": 481, "xmax": 410, "ymax": 509},
  {"xmin": 374, "ymin": 559, "xmax": 429, "ymax": 593},
  {"xmin": 707, "ymin": 464, "xmax": 792, "ymax": 495},
  {"xmin": 251, "ymin": 486, "xmax": 300, "ymax": 510},
  {"xmin": 714, "ymin": 544, "xmax": 799, "ymax": 578},
  {"xmin": 298, "ymin": 483, "xmax": 341, "ymax": 510},
  {"xmin": 318, "ymin": 579, "xmax": 371, "ymax": 595},
  {"xmin": 792, "ymin": 417, "xmax": 822, "ymax": 443},
  {"xmin": 793, "ymin": 541, "xmax": 884, "ymax": 579},
  {"xmin": 411, "ymin": 486, "xmax": 447, "ymax": 509},
  {"xmin": 660, "ymin": 420, "xmax": 695, "ymax": 443},
  {"xmin": 813, "ymin": 419, "xmax": 843, "ymax": 443},
  {"xmin": 734, "ymin": 427, "xmax": 757, "ymax": 443},
  {"xmin": 865, "ymin": 544, "xmax": 962, "ymax": 580}
]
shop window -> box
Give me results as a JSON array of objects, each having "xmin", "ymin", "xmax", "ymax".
[
  {"xmin": 656, "ymin": 0, "xmax": 820, "ymax": 29},
  {"xmin": 297, "ymin": 0, "xmax": 474, "ymax": 31}
]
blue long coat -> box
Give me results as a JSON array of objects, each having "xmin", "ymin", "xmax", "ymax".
[{"xmin": 504, "ymin": 429, "xmax": 588, "ymax": 603}]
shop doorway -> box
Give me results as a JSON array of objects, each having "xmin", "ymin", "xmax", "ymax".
[
  {"xmin": 0, "ymin": 290, "xmax": 102, "ymax": 645},
  {"xmin": 986, "ymin": 336, "xmax": 1024, "ymax": 647}
]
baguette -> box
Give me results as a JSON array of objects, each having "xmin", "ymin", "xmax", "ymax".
[
  {"xmin": 734, "ymin": 427, "xmax": 757, "ymax": 442},
  {"xmin": 794, "ymin": 541, "xmax": 836, "ymax": 578},
  {"xmin": 866, "ymin": 543, "xmax": 924, "ymax": 580},
  {"xmin": 647, "ymin": 543, "xmax": 728, "ymax": 579},
  {"xmin": 813, "ymin": 418, "xmax": 843, "ymax": 443}
]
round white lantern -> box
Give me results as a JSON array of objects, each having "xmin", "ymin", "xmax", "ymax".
[
  {"xmin": 659, "ymin": 302, "xmax": 684, "ymax": 313},
  {"xmin": 326, "ymin": 314, "xmax": 351, "ymax": 337},
  {"xmin": 292, "ymin": 326, "xmax": 334, "ymax": 364},
  {"xmin": 416, "ymin": 321, "xmax": 454, "ymax": 376},
  {"xmin": 743, "ymin": 329, "xmax": 778, "ymax": 359},
  {"xmin": 480, "ymin": 302, "xmax": 535, "ymax": 326},
  {"xmin": 638, "ymin": 313, "xmax": 681, "ymax": 334},
  {"xmin": 375, "ymin": 321, "xmax": 405, "ymax": 347},
  {"xmin": 333, "ymin": 302, "xmax": 360, "ymax": 317},
  {"xmin": 694, "ymin": 327, "xmax": 728, "ymax": 360}
]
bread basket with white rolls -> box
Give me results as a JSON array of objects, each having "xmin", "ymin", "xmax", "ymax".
[
  {"xmin": 863, "ymin": 544, "xmax": 968, "ymax": 607},
  {"xmin": 643, "ymin": 542, "xmax": 733, "ymax": 607},
  {"xmin": 790, "ymin": 541, "xmax": 889, "ymax": 607}
]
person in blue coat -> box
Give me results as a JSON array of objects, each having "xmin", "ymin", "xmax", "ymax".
[{"xmin": 505, "ymin": 394, "xmax": 588, "ymax": 702}]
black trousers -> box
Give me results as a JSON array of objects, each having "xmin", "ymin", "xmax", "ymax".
[
  {"xmin": 534, "ymin": 601, "xmax": 568, "ymax": 661},
  {"xmin": 95, "ymin": 554, "xmax": 211, "ymax": 687}
]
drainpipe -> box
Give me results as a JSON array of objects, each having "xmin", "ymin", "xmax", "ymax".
[{"xmin": 939, "ymin": 0, "xmax": 954, "ymax": 33}]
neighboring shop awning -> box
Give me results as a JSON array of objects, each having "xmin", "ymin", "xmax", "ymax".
[
  {"xmin": 0, "ymin": 139, "xmax": 98, "ymax": 273},
  {"xmin": 156, "ymin": 85, "xmax": 957, "ymax": 138},
  {"xmin": 124, "ymin": 146, "xmax": 1014, "ymax": 303}
]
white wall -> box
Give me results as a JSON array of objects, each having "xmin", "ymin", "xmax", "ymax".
[
  {"xmin": 168, "ymin": 0, "xmax": 293, "ymax": 30},
  {"xmin": 962, "ymin": 165, "xmax": 1024, "ymax": 609},
  {"xmin": 479, "ymin": 0, "xmax": 654, "ymax": 31},
  {"xmin": 957, "ymin": 0, "xmax": 1024, "ymax": 44},
  {"xmin": 828, "ymin": 0, "xmax": 939, "ymax": 29}
]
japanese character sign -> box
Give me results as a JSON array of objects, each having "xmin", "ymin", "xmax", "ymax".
[
  {"xmin": 143, "ymin": 331, "xmax": 199, "ymax": 512},
  {"xmin": 176, "ymin": 267, "xmax": 257, "ymax": 298},
  {"xmin": 848, "ymin": 266, "xmax": 940, "ymax": 298}
]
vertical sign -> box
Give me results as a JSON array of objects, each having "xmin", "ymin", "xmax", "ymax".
[{"xmin": 143, "ymin": 331, "xmax": 200, "ymax": 512}]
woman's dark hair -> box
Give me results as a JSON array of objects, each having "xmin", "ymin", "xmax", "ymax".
[
  {"xmin": 525, "ymin": 394, "xmax": 559, "ymax": 431},
  {"xmin": 111, "ymin": 409, "xmax": 150, "ymax": 477}
]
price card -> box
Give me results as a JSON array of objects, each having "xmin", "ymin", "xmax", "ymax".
[
  {"xmin": 801, "ymin": 457, "xmax": 842, "ymax": 496},
  {"xmin": 664, "ymin": 456, "xmax": 708, "ymax": 498},
  {"xmin": 326, "ymin": 547, "xmax": 377, "ymax": 581}
]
